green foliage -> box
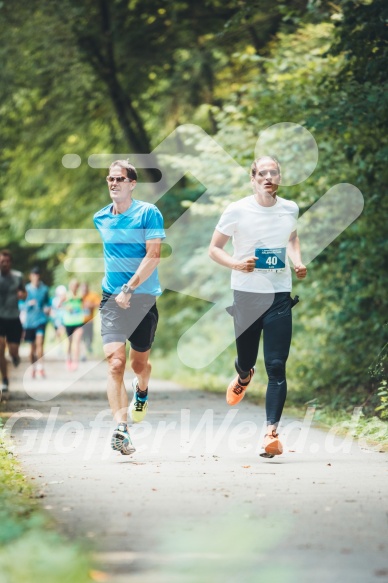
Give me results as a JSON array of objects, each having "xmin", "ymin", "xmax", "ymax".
[
  {"xmin": 153, "ymin": 290, "xmax": 213, "ymax": 353},
  {"xmin": 178, "ymin": 12, "xmax": 387, "ymax": 413},
  {"xmin": 369, "ymin": 341, "xmax": 388, "ymax": 419},
  {"xmin": 330, "ymin": 0, "xmax": 388, "ymax": 85},
  {"xmin": 0, "ymin": 0, "xmax": 386, "ymax": 416},
  {"xmin": 376, "ymin": 383, "xmax": 388, "ymax": 420}
]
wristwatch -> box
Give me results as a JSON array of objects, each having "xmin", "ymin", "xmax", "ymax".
[{"xmin": 121, "ymin": 283, "xmax": 135, "ymax": 294}]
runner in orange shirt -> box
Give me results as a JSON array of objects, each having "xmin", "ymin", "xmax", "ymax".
[{"xmin": 80, "ymin": 283, "xmax": 100, "ymax": 355}]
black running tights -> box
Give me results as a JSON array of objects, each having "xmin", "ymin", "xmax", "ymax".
[{"xmin": 233, "ymin": 291, "xmax": 292, "ymax": 426}]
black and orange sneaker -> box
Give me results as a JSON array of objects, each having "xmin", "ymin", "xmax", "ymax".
[
  {"xmin": 226, "ymin": 368, "xmax": 254, "ymax": 406},
  {"xmin": 260, "ymin": 430, "xmax": 283, "ymax": 458}
]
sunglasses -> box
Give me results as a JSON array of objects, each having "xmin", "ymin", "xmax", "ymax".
[
  {"xmin": 258, "ymin": 169, "xmax": 279, "ymax": 177},
  {"xmin": 106, "ymin": 176, "xmax": 132, "ymax": 183}
]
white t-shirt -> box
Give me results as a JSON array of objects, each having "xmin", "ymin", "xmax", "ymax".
[{"xmin": 215, "ymin": 195, "xmax": 299, "ymax": 293}]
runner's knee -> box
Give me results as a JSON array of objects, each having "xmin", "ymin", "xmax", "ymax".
[
  {"xmin": 130, "ymin": 357, "xmax": 150, "ymax": 376},
  {"xmin": 265, "ymin": 358, "xmax": 285, "ymax": 380},
  {"xmin": 108, "ymin": 355, "xmax": 126, "ymax": 376}
]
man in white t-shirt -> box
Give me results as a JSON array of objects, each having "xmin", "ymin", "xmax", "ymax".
[{"xmin": 209, "ymin": 156, "xmax": 307, "ymax": 458}]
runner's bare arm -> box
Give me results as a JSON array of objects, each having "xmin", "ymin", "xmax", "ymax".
[
  {"xmin": 287, "ymin": 230, "xmax": 307, "ymax": 279},
  {"xmin": 209, "ymin": 230, "xmax": 256, "ymax": 273}
]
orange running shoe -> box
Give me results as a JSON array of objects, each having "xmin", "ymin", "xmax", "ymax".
[
  {"xmin": 226, "ymin": 368, "xmax": 254, "ymax": 406},
  {"xmin": 260, "ymin": 430, "xmax": 283, "ymax": 458}
]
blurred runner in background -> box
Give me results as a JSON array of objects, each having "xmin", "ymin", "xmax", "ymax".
[
  {"xmin": 23, "ymin": 266, "xmax": 50, "ymax": 378},
  {"xmin": 0, "ymin": 250, "xmax": 26, "ymax": 397},
  {"xmin": 80, "ymin": 282, "xmax": 100, "ymax": 356},
  {"xmin": 50, "ymin": 285, "xmax": 67, "ymax": 344},
  {"xmin": 62, "ymin": 279, "xmax": 84, "ymax": 371}
]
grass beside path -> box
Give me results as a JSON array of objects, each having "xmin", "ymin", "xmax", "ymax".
[{"xmin": 0, "ymin": 421, "xmax": 94, "ymax": 583}]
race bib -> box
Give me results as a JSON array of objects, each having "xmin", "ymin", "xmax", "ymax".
[{"xmin": 254, "ymin": 247, "xmax": 286, "ymax": 271}]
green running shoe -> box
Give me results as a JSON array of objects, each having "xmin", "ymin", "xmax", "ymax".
[
  {"xmin": 129, "ymin": 377, "xmax": 148, "ymax": 423},
  {"xmin": 111, "ymin": 423, "xmax": 136, "ymax": 455}
]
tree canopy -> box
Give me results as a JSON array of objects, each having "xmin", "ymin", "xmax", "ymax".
[{"xmin": 0, "ymin": 0, "xmax": 387, "ymax": 415}]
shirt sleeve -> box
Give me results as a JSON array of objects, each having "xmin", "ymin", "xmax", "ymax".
[
  {"xmin": 18, "ymin": 276, "xmax": 26, "ymax": 292},
  {"xmin": 145, "ymin": 205, "xmax": 166, "ymax": 240},
  {"xmin": 293, "ymin": 202, "xmax": 299, "ymax": 229},
  {"xmin": 215, "ymin": 203, "xmax": 238, "ymax": 237},
  {"xmin": 44, "ymin": 287, "xmax": 50, "ymax": 307}
]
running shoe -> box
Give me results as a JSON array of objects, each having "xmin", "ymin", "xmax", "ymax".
[
  {"xmin": 111, "ymin": 423, "xmax": 136, "ymax": 455},
  {"xmin": 121, "ymin": 435, "xmax": 136, "ymax": 456},
  {"xmin": 226, "ymin": 368, "xmax": 254, "ymax": 406},
  {"xmin": 260, "ymin": 430, "xmax": 283, "ymax": 458},
  {"xmin": 129, "ymin": 377, "xmax": 148, "ymax": 423}
]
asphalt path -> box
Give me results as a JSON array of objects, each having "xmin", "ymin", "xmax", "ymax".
[{"xmin": 1, "ymin": 357, "xmax": 388, "ymax": 583}]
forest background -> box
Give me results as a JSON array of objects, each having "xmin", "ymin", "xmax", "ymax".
[{"xmin": 1, "ymin": 0, "xmax": 387, "ymax": 421}]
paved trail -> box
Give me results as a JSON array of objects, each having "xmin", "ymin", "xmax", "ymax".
[{"xmin": 1, "ymin": 358, "xmax": 388, "ymax": 583}]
